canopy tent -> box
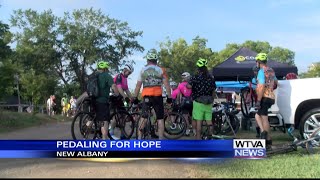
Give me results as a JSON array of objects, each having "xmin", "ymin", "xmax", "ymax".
[{"xmin": 211, "ymin": 47, "xmax": 298, "ymax": 81}]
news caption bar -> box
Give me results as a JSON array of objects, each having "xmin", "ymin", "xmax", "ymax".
[{"xmin": 0, "ymin": 139, "xmax": 266, "ymax": 159}]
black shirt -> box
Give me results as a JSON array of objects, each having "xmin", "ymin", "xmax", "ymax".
[{"xmin": 189, "ymin": 73, "xmax": 216, "ymax": 100}]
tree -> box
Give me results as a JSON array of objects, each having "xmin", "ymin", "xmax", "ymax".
[
  {"xmin": 0, "ymin": 20, "xmax": 15, "ymax": 100},
  {"xmin": 10, "ymin": 8, "xmax": 144, "ymax": 93},
  {"xmin": 300, "ymin": 62, "xmax": 320, "ymax": 78},
  {"xmin": 158, "ymin": 36, "xmax": 216, "ymax": 82},
  {"xmin": 19, "ymin": 69, "xmax": 58, "ymax": 105},
  {"xmin": 214, "ymin": 40, "xmax": 295, "ymax": 67}
]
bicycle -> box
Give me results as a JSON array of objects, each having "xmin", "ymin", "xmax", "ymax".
[
  {"xmin": 163, "ymin": 103, "xmax": 189, "ymax": 139},
  {"xmin": 240, "ymin": 82, "xmax": 257, "ymax": 118},
  {"xmin": 135, "ymin": 97, "xmax": 187, "ymax": 140},
  {"xmin": 201, "ymin": 100, "xmax": 240, "ymax": 140},
  {"xmin": 267, "ymin": 127, "xmax": 320, "ymax": 156},
  {"xmin": 71, "ymin": 96, "xmax": 134, "ymax": 140}
]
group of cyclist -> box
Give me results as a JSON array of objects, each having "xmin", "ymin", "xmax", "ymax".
[{"xmin": 86, "ymin": 49, "xmax": 286, "ymax": 149}]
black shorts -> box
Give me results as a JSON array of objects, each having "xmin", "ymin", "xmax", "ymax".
[
  {"xmin": 257, "ymin": 97, "xmax": 275, "ymax": 116},
  {"xmin": 142, "ymin": 96, "xmax": 164, "ymax": 120},
  {"xmin": 181, "ymin": 102, "xmax": 193, "ymax": 115},
  {"xmin": 95, "ymin": 102, "xmax": 110, "ymax": 122},
  {"xmin": 181, "ymin": 97, "xmax": 193, "ymax": 115}
]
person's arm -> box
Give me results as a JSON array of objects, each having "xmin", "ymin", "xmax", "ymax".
[
  {"xmin": 108, "ymin": 75, "xmax": 119, "ymax": 96},
  {"xmin": 114, "ymin": 74, "xmax": 127, "ymax": 98},
  {"xmin": 125, "ymin": 89, "xmax": 132, "ymax": 98},
  {"xmin": 134, "ymin": 70, "xmax": 143, "ymax": 98},
  {"xmin": 163, "ymin": 76, "xmax": 171, "ymax": 99},
  {"xmin": 134, "ymin": 81, "xmax": 142, "ymax": 98},
  {"xmin": 256, "ymin": 70, "xmax": 265, "ymax": 102}
]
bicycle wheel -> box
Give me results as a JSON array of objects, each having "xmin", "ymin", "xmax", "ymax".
[
  {"xmin": 164, "ymin": 112, "xmax": 187, "ymax": 139},
  {"xmin": 109, "ymin": 111, "xmax": 135, "ymax": 140},
  {"xmin": 240, "ymin": 87, "xmax": 254, "ymax": 118},
  {"xmin": 71, "ymin": 112, "xmax": 97, "ymax": 140},
  {"xmin": 130, "ymin": 112, "xmax": 141, "ymax": 139},
  {"xmin": 136, "ymin": 116, "xmax": 152, "ymax": 140},
  {"xmin": 220, "ymin": 112, "xmax": 240, "ymax": 135},
  {"xmin": 306, "ymin": 127, "xmax": 320, "ymax": 154}
]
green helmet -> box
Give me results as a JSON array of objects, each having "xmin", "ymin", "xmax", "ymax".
[
  {"xmin": 255, "ymin": 53, "xmax": 268, "ymax": 61},
  {"xmin": 196, "ymin": 58, "xmax": 208, "ymax": 67},
  {"xmin": 97, "ymin": 61, "xmax": 109, "ymax": 69},
  {"xmin": 146, "ymin": 49, "xmax": 158, "ymax": 61}
]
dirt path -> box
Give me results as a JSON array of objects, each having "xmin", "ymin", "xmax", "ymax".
[{"xmin": 0, "ymin": 121, "xmax": 203, "ymax": 178}]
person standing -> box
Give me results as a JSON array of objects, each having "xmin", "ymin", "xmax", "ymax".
[
  {"xmin": 255, "ymin": 53, "xmax": 278, "ymax": 150},
  {"xmin": 187, "ymin": 58, "xmax": 216, "ymax": 140},
  {"xmin": 133, "ymin": 49, "xmax": 172, "ymax": 140}
]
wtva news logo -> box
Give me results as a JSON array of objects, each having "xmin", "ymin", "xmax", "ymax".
[{"xmin": 233, "ymin": 139, "xmax": 266, "ymax": 158}]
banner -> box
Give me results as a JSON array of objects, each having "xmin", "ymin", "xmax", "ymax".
[{"xmin": 0, "ymin": 140, "xmax": 266, "ymax": 159}]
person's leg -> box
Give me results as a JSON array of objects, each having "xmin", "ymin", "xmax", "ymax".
[
  {"xmin": 192, "ymin": 101, "xmax": 204, "ymax": 140},
  {"xmin": 203, "ymin": 104, "xmax": 213, "ymax": 136},
  {"xmin": 96, "ymin": 102, "xmax": 110, "ymax": 140},
  {"xmin": 138, "ymin": 97, "xmax": 149, "ymax": 139},
  {"xmin": 153, "ymin": 96, "xmax": 165, "ymax": 140}
]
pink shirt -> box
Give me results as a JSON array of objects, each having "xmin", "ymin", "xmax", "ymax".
[
  {"xmin": 113, "ymin": 73, "xmax": 129, "ymax": 90},
  {"xmin": 178, "ymin": 82, "xmax": 192, "ymax": 97},
  {"xmin": 171, "ymin": 88, "xmax": 180, "ymax": 100}
]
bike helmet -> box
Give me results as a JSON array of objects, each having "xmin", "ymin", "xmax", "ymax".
[
  {"xmin": 97, "ymin": 61, "xmax": 109, "ymax": 69},
  {"xmin": 196, "ymin": 58, "xmax": 208, "ymax": 67},
  {"xmin": 124, "ymin": 64, "xmax": 134, "ymax": 73},
  {"xmin": 255, "ymin": 53, "xmax": 268, "ymax": 61},
  {"xmin": 285, "ymin": 73, "xmax": 298, "ymax": 80},
  {"xmin": 181, "ymin": 72, "xmax": 191, "ymax": 78},
  {"xmin": 170, "ymin": 81, "xmax": 177, "ymax": 86},
  {"xmin": 146, "ymin": 49, "xmax": 158, "ymax": 61}
]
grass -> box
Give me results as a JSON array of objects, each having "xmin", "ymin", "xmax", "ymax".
[
  {"xmin": 196, "ymin": 128, "xmax": 320, "ymax": 178},
  {"xmin": 0, "ymin": 110, "xmax": 72, "ymax": 133}
]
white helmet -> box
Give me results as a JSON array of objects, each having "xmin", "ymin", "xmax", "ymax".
[
  {"xmin": 124, "ymin": 64, "xmax": 134, "ymax": 73},
  {"xmin": 181, "ymin": 72, "xmax": 191, "ymax": 79},
  {"xmin": 170, "ymin": 81, "xmax": 177, "ymax": 86}
]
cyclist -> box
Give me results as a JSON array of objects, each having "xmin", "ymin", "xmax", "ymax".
[
  {"xmin": 255, "ymin": 53, "xmax": 278, "ymax": 150},
  {"xmin": 178, "ymin": 72, "xmax": 193, "ymax": 136},
  {"xmin": 187, "ymin": 58, "xmax": 216, "ymax": 140},
  {"xmin": 133, "ymin": 49, "xmax": 172, "ymax": 140},
  {"xmin": 109, "ymin": 64, "xmax": 134, "ymax": 139},
  {"xmin": 69, "ymin": 96, "xmax": 76, "ymax": 117},
  {"xmin": 92, "ymin": 61, "xmax": 120, "ymax": 140},
  {"xmin": 169, "ymin": 81, "xmax": 180, "ymax": 129},
  {"xmin": 113, "ymin": 64, "xmax": 134, "ymax": 103}
]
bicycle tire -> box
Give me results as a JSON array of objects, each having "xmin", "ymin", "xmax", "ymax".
[
  {"xmin": 220, "ymin": 112, "xmax": 240, "ymax": 135},
  {"xmin": 71, "ymin": 112, "xmax": 97, "ymax": 140},
  {"xmin": 164, "ymin": 112, "xmax": 187, "ymax": 139},
  {"xmin": 135, "ymin": 115, "xmax": 151, "ymax": 140},
  {"xmin": 109, "ymin": 110, "xmax": 135, "ymax": 140},
  {"xmin": 306, "ymin": 127, "xmax": 320, "ymax": 154}
]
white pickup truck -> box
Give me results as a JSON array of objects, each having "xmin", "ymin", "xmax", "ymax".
[{"xmin": 273, "ymin": 78, "xmax": 320, "ymax": 139}]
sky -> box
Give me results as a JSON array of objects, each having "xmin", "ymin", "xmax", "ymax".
[{"xmin": 1, "ymin": 0, "xmax": 319, "ymax": 89}]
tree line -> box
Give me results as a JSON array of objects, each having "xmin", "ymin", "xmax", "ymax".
[{"xmin": 0, "ymin": 7, "xmax": 318, "ymax": 107}]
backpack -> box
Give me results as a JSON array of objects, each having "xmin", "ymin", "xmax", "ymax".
[
  {"xmin": 86, "ymin": 72, "xmax": 100, "ymax": 98},
  {"xmin": 263, "ymin": 66, "xmax": 276, "ymax": 90}
]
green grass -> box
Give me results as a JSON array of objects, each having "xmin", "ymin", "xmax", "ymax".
[
  {"xmin": 0, "ymin": 110, "xmax": 72, "ymax": 133},
  {"xmin": 196, "ymin": 129, "xmax": 320, "ymax": 178}
]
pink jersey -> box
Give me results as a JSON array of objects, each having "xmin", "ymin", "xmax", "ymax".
[
  {"xmin": 171, "ymin": 88, "xmax": 180, "ymax": 100},
  {"xmin": 178, "ymin": 82, "xmax": 192, "ymax": 97},
  {"xmin": 113, "ymin": 73, "xmax": 129, "ymax": 90}
]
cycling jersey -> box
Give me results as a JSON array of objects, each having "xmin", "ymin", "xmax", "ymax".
[
  {"xmin": 178, "ymin": 82, "xmax": 192, "ymax": 97},
  {"xmin": 113, "ymin": 73, "xmax": 129, "ymax": 91},
  {"xmin": 138, "ymin": 65, "xmax": 166, "ymax": 97},
  {"xmin": 171, "ymin": 88, "xmax": 180, "ymax": 100}
]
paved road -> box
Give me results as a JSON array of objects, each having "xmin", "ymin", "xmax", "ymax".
[{"xmin": 0, "ymin": 121, "xmax": 203, "ymax": 178}]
